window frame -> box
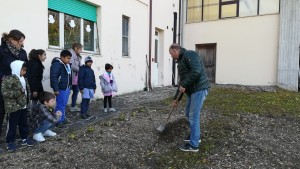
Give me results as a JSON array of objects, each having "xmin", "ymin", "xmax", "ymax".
[
  {"xmin": 219, "ymin": 0, "xmax": 239, "ymax": 19},
  {"xmin": 122, "ymin": 15, "xmax": 130, "ymax": 57},
  {"xmin": 186, "ymin": 0, "xmax": 280, "ymax": 23},
  {"xmin": 48, "ymin": 9, "xmax": 98, "ymax": 53}
]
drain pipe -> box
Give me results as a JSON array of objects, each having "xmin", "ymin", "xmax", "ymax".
[
  {"xmin": 172, "ymin": 12, "xmax": 177, "ymax": 86},
  {"xmin": 148, "ymin": 0, "xmax": 153, "ymax": 91},
  {"xmin": 178, "ymin": 0, "xmax": 182, "ymax": 46}
]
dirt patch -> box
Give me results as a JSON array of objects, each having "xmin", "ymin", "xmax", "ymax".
[{"xmin": 0, "ymin": 85, "xmax": 299, "ymax": 168}]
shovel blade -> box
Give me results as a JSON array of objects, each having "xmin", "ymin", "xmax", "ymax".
[{"xmin": 156, "ymin": 124, "xmax": 165, "ymax": 132}]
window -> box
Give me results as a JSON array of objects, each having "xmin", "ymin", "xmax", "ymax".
[
  {"xmin": 220, "ymin": 0, "xmax": 239, "ymax": 19},
  {"xmin": 186, "ymin": 0, "xmax": 280, "ymax": 23},
  {"xmin": 187, "ymin": 0, "xmax": 203, "ymax": 23},
  {"xmin": 122, "ymin": 16, "xmax": 130, "ymax": 56},
  {"xmin": 239, "ymin": 0, "xmax": 258, "ymax": 17},
  {"xmin": 48, "ymin": 0, "xmax": 97, "ymax": 52},
  {"xmin": 259, "ymin": 0, "xmax": 280, "ymax": 15},
  {"xmin": 203, "ymin": 0, "xmax": 219, "ymax": 21}
]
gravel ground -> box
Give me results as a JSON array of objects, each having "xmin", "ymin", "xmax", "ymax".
[{"xmin": 0, "ymin": 85, "xmax": 299, "ymax": 168}]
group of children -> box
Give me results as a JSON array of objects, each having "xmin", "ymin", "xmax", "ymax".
[{"xmin": 1, "ymin": 48, "xmax": 118, "ymax": 152}]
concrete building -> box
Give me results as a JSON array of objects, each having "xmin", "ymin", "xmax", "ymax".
[
  {"xmin": 181, "ymin": 0, "xmax": 300, "ymax": 90},
  {"xmin": 0, "ymin": 0, "xmax": 179, "ymax": 100}
]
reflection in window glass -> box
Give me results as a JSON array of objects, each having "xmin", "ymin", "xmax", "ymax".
[
  {"xmin": 239, "ymin": 0, "xmax": 258, "ymax": 17},
  {"xmin": 187, "ymin": 0, "xmax": 202, "ymax": 23},
  {"xmin": 221, "ymin": 4, "xmax": 237, "ymax": 18},
  {"xmin": 84, "ymin": 20, "xmax": 94, "ymax": 51},
  {"xmin": 64, "ymin": 14, "xmax": 80, "ymax": 49},
  {"xmin": 259, "ymin": 0, "xmax": 279, "ymax": 15},
  {"xmin": 48, "ymin": 10, "xmax": 59, "ymax": 46},
  {"xmin": 122, "ymin": 16, "xmax": 129, "ymax": 56},
  {"xmin": 203, "ymin": 0, "xmax": 219, "ymax": 21}
]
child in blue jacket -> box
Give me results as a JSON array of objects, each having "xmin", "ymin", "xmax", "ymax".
[
  {"xmin": 78, "ymin": 56, "xmax": 96, "ymax": 119},
  {"xmin": 50, "ymin": 50, "xmax": 72, "ymax": 126}
]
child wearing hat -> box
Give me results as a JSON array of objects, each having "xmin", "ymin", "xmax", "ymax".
[
  {"xmin": 100, "ymin": 63, "xmax": 118, "ymax": 113},
  {"xmin": 78, "ymin": 56, "xmax": 96, "ymax": 119}
]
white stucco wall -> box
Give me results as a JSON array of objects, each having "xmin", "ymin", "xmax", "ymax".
[
  {"xmin": 0, "ymin": 0, "xmax": 179, "ymax": 102},
  {"xmin": 183, "ymin": 14, "xmax": 279, "ymax": 86},
  {"xmin": 151, "ymin": 0, "xmax": 179, "ymax": 87}
]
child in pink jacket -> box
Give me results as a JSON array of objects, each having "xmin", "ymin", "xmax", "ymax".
[{"xmin": 99, "ymin": 63, "xmax": 118, "ymax": 113}]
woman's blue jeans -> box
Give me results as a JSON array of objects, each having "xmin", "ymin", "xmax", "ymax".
[{"xmin": 185, "ymin": 89, "xmax": 208, "ymax": 148}]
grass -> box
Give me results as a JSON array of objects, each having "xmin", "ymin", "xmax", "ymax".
[
  {"xmin": 205, "ymin": 87, "xmax": 300, "ymax": 117},
  {"xmin": 155, "ymin": 86, "xmax": 300, "ymax": 168}
]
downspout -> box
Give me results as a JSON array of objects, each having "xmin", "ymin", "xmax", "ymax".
[
  {"xmin": 172, "ymin": 12, "xmax": 178, "ymax": 86},
  {"xmin": 148, "ymin": 0, "xmax": 153, "ymax": 91},
  {"xmin": 178, "ymin": 0, "xmax": 182, "ymax": 46}
]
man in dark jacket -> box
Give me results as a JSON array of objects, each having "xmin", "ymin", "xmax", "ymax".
[
  {"xmin": 0, "ymin": 30, "xmax": 28, "ymax": 152},
  {"xmin": 169, "ymin": 43, "xmax": 209, "ymax": 152}
]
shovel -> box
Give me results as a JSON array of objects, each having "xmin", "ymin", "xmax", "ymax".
[{"xmin": 157, "ymin": 91, "xmax": 183, "ymax": 132}]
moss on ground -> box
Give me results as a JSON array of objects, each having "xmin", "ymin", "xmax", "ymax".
[{"xmin": 155, "ymin": 87, "xmax": 300, "ymax": 168}]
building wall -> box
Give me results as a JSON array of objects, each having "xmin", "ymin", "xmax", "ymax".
[
  {"xmin": 152, "ymin": 0, "xmax": 179, "ymax": 86},
  {"xmin": 0, "ymin": 0, "xmax": 178, "ymax": 101},
  {"xmin": 278, "ymin": 0, "xmax": 300, "ymax": 91},
  {"xmin": 183, "ymin": 14, "xmax": 279, "ymax": 86}
]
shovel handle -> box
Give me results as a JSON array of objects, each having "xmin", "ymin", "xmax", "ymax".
[{"xmin": 165, "ymin": 91, "xmax": 184, "ymax": 123}]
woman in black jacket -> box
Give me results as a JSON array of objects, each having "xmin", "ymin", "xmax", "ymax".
[
  {"xmin": 27, "ymin": 49, "xmax": 46, "ymax": 107},
  {"xmin": 0, "ymin": 30, "xmax": 28, "ymax": 144}
]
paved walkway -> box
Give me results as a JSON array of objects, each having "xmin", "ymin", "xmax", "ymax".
[{"xmin": 0, "ymin": 86, "xmax": 177, "ymax": 153}]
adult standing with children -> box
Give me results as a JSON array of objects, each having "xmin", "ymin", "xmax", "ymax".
[
  {"xmin": 0, "ymin": 29, "xmax": 28, "ymax": 152},
  {"xmin": 169, "ymin": 43, "xmax": 209, "ymax": 152},
  {"xmin": 69, "ymin": 43, "xmax": 82, "ymax": 112}
]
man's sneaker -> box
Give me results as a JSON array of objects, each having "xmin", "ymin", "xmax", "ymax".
[
  {"xmin": 62, "ymin": 118, "xmax": 72, "ymax": 125},
  {"xmin": 109, "ymin": 108, "xmax": 116, "ymax": 112},
  {"xmin": 184, "ymin": 135, "xmax": 201, "ymax": 143},
  {"xmin": 7, "ymin": 142, "xmax": 17, "ymax": 152},
  {"xmin": 43, "ymin": 130, "xmax": 57, "ymax": 137},
  {"xmin": 104, "ymin": 108, "xmax": 108, "ymax": 113},
  {"xmin": 70, "ymin": 106, "xmax": 80, "ymax": 112},
  {"xmin": 21, "ymin": 139, "xmax": 34, "ymax": 147},
  {"xmin": 179, "ymin": 143, "xmax": 199, "ymax": 152},
  {"xmin": 33, "ymin": 133, "xmax": 46, "ymax": 142},
  {"xmin": 81, "ymin": 114, "xmax": 87, "ymax": 119}
]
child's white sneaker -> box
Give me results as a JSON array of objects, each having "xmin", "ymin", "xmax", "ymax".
[
  {"xmin": 109, "ymin": 108, "xmax": 116, "ymax": 112},
  {"xmin": 33, "ymin": 133, "xmax": 45, "ymax": 142},
  {"xmin": 43, "ymin": 130, "xmax": 57, "ymax": 137},
  {"xmin": 104, "ymin": 108, "xmax": 108, "ymax": 113}
]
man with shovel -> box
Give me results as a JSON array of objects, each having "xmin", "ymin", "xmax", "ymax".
[{"xmin": 169, "ymin": 43, "xmax": 209, "ymax": 152}]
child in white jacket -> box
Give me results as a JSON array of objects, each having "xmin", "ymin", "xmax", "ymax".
[{"xmin": 99, "ymin": 63, "xmax": 118, "ymax": 113}]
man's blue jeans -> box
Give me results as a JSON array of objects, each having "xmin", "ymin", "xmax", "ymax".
[
  {"xmin": 55, "ymin": 89, "xmax": 70, "ymax": 123},
  {"xmin": 34, "ymin": 120, "xmax": 53, "ymax": 134},
  {"xmin": 185, "ymin": 89, "xmax": 208, "ymax": 148}
]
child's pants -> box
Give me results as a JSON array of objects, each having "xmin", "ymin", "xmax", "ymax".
[
  {"xmin": 34, "ymin": 120, "xmax": 53, "ymax": 134},
  {"xmin": 55, "ymin": 89, "xmax": 70, "ymax": 123},
  {"xmin": 104, "ymin": 95, "xmax": 112, "ymax": 108},
  {"xmin": 6, "ymin": 108, "xmax": 29, "ymax": 143},
  {"xmin": 81, "ymin": 98, "xmax": 90, "ymax": 115}
]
